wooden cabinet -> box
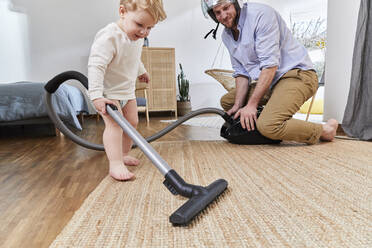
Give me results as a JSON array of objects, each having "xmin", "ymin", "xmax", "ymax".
[{"xmin": 136, "ymin": 47, "xmax": 177, "ymax": 117}]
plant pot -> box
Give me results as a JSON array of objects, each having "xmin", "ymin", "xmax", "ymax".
[{"xmin": 177, "ymin": 101, "xmax": 191, "ymax": 116}]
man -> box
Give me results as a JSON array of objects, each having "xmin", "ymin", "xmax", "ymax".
[{"xmin": 202, "ymin": 0, "xmax": 338, "ymax": 144}]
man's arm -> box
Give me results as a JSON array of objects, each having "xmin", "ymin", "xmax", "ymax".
[
  {"xmin": 233, "ymin": 7, "xmax": 282, "ymax": 130},
  {"xmin": 226, "ymin": 76, "xmax": 250, "ymax": 115},
  {"xmin": 234, "ymin": 66, "xmax": 277, "ymax": 130}
]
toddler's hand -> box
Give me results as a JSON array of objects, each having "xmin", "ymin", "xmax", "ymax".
[
  {"xmin": 138, "ymin": 73, "xmax": 150, "ymax": 83},
  {"xmin": 93, "ymin": 98, "xmax": 115, "ymax": 115}
]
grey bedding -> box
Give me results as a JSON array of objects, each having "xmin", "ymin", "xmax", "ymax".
[{"xmin": 0, "ymin": 82, "xmax": 88, "ymax": 130}]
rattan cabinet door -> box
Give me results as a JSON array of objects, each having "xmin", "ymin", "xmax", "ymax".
[{"xmin": 138, "ymin": 47, "xmax": 177, "ymax": 117}]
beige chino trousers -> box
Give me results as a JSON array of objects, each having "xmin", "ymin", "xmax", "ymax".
[{"xmin": 220, "ymin": 69, "xmax": 323, "ymax": 144}]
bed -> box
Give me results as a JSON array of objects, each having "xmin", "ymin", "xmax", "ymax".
[{"xmin": 0, "ymin": 81, "xmax": 94, "ymax": 137}]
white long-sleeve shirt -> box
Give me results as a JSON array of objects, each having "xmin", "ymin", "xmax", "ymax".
[{"xmin": 88, "ymin": 23, "xmax": 146, "ymax": 101}]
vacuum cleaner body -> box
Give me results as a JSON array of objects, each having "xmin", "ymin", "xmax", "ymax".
[
  {"xmin": 220, "ymin": 107, "xmax": 281, "ymax": 145},
  {"xmin": 220, "ymin": 118, "xmax": 281, "ymax": 145}
]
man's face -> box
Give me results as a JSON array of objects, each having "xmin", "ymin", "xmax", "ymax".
[{"xmin": 213, "ymin": 3, "xmax": 237, "ymax": 28}]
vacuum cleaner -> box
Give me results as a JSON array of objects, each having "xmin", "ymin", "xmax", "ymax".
[
  {"xmin": 44, "ymin": 71, "xmax": 280, "ymax": 225},
  {"xmin": 44, "ymin": 71, "xmax": 228, "ymax": 226}
]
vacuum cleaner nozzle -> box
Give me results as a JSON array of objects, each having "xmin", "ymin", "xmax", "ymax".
[{"xmin": 164, "ymin": 170, "xmax": 228, "ymax": 225}]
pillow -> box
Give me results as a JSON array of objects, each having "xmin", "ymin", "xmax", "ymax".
[
  {"xmin": 299, "ymin": 99, "xmax": 324, "ymax": 114},
  {"xmin": 136, "ymin": 97, "xmax": 146, "ymax": 106}
]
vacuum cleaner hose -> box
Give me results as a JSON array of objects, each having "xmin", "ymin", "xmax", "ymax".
[
  {"xmin": 44, "ymin": 71, "xmax": 231, "ymax": 150},
  {"xmin": 143, "ymin": 107, "xmax": 231, "ymax": 144}
]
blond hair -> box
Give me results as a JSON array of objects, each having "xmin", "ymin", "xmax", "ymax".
[{"xmin": 120, "ymin": 0, "xmax": 167, "ymax": 22}]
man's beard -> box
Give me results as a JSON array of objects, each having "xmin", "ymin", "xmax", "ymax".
[{"xmin": 222, "ymin": 10, "xmax": 240, "ymax": 29}]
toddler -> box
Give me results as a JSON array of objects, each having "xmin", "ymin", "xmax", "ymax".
[{"xmin": 88, "ymin": 0, "xmax": 167, "ymax": 181}]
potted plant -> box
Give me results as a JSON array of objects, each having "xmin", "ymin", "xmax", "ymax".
[{"xmin": 177, "ymin": 63, "xmax": 191, "ymax": 116}]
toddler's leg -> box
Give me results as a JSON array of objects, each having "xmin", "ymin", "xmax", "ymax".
[
  {"xmin": 101, "ymin": 101, "xmax": 134, "ymax": 180},
  {"xmin": 121, "ymin": 99, "xmax": 140, "ymax": 166}
]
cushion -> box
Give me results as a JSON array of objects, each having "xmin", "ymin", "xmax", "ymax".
[
  {"xmin": 136, "ymin": 97, "xmax": 146, "ymax": 106},
  {"xmin": 299, "ymin": 99, "xmax": 324, "ymax": 114}
]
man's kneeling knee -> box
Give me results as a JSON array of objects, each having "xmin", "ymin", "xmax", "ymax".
[{"xmin": 256, "ymin": 118, "xmax": 282, "ymax": 141}]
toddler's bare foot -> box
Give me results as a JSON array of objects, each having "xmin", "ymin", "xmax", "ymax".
[
  {"xmin": 123, "ymin": 155, "xmax": 139, "ymax": 166},
  {"xmin": 109, "ymin": 162, "xmax": 134, "ymax": 181},
  {"xmin": 320, "ymin": 119, "xmax": 338, "ymax": 141}
]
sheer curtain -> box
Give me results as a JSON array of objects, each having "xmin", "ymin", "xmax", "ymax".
[{"xmin": 342, "ymin": 0, "xmax": 372, "ymax": 140}]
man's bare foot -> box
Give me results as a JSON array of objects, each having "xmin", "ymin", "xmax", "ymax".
[
  {"xmin": 109, "ymin": 162, "xmax": 134, "ymax": 181},
  {"xmin": 320, "ymin": 119, "xmax": 338, "ymax": 141},
  {"xmin": 123, "ymin": 155, "xmax": 139, "ymax": 166}
]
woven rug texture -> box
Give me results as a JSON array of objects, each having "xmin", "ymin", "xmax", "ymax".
[{"xmin": 50, "ymin": 140, "xmax": 372, "ymax": 247}]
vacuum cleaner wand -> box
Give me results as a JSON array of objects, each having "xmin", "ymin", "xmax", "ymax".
[{"xmin": 106, "ymin": 104, "xmax": 228, "ymax": 225}]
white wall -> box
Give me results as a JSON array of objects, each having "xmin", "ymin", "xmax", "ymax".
[
  {"xmin": 324, "ymin": 0, "xmax": 361, "ymax": 122},
  {"xmin": 148, "ymin": 0, "xmax": 232, "ymax": 109},
  {"xmin": 1, "ymin": 0, "xmax": 229, "ymax": 109},
  {"xmin": 0, "ymin": 0, "xmax": 29, "ymax": 82},
  {"xmin": 4, "ymin": 0, "xmax": 119, "ymax": 82},
  {"xmin": 2, "ymin": 0, "xmax": 358, "ymax": 113}
]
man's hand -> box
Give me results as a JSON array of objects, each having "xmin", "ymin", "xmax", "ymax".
[
  {"xmin": 234, "ymin": 104, "xmax": 258, "ymax": 131},
  {"xmin": 137, "ymin": 73, "xmax": 150, "ymax": 83},
  {"xmin": 226, "ymin": 104, "xmax": 240, "ymax": 116},
  {"xmin": 93, "ymin": 98, "xmax": 115, "ymax": 115}
]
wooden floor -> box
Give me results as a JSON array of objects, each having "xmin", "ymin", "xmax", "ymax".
[{"xmin": 0, "ymin": 115, "xmax": 221, "ymax": 248}]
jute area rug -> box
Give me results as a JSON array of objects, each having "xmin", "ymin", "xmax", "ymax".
[{"xmin": 51, "ymin": 140, "xmax": 372, "ymax": 247}]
